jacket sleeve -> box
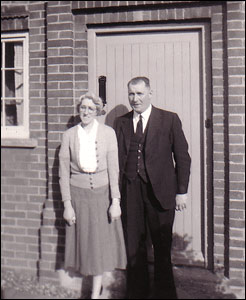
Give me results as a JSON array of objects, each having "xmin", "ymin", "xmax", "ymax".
[
  {"xmin": 106, "ymin": 127, "xmax": 121, "ymax": 199},
  {"xmin": 171, "ymin": 113, "xmax": 191, "ymax": 194},
  {"xmin": 59, "ymin": 131, "xmax": 71, "ymax": 202}
]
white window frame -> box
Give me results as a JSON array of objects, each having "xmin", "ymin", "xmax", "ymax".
[{"xmin": 1, "ymin": 32, "xmax": 29, "ymax": 139}]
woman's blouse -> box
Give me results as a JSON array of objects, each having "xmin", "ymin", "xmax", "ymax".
[
  {"xmin": 59, "ymin": 122, "xmax": 120, "ymax": 202},
  {"xmin": 77, "ymin": 119, "xmax": 98, "ymax": 173}
]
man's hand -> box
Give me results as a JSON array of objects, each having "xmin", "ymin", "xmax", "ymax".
[
  {"xmin": 175, "ymin": 194, "xmax": 188, "ymax": 211},
  {"xmin": 109, "ymin": 198, "xmax": 121, "ymax": 222},
  {"xmin": 63, "ymin": 201, "xmax": 76, "ymax": 226}
]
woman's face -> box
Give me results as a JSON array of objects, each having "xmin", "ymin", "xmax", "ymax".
[{"xmin": 79, "ymin": 98, "xmax": 97, "ymax": 126}]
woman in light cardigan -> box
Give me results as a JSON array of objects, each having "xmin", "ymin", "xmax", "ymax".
[{"xmin": 59, "ymin": 93, "xmax": 126, "ymax": 299}]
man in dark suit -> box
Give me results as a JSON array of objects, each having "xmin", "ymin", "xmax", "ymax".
[{"xmin": 114, "ymin": 77, "xmax": 191, "ymax": 299}]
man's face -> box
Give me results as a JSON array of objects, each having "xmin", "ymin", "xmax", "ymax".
[{"xmin": 128, "ymin": 81, "xmax": 152, "ymax": 114}]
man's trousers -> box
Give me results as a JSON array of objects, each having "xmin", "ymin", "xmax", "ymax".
[{"xmin": 121, "ymin": 175, "xmax": 177, "ymax": 299}]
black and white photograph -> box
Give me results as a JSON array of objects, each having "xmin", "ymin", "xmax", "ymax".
[{"xmin": 1, "ymin": 1, "xmax": 245, "ymax": 299}]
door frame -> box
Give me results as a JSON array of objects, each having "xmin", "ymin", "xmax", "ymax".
[{"xmin": 88, "ymin": 22, "xmax": 213, "ymax": 269}]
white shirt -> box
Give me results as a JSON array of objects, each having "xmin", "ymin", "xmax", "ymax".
[
  {"xmin": 77, "ymin": 119, "xmax": 98, "ymax": 173},
  {"xmin": 133, "ymin": 104, "xmax": 152, "ymax": 133}
]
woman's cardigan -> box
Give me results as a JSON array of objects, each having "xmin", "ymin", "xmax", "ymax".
[{"xmin": 59, "ymin": 123, "xmax": 120, "ymax": 202}]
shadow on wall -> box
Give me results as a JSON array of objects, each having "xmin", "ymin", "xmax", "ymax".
[{"xmin": 104, "ymin": 104, "xmax": 129, "ymax": 128}]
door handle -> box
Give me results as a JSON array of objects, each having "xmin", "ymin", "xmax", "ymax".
[
  {"xmin": 98, "ymin": 76, "xmax": 107, "ymax": 106},
  {"xmin": 205, "ymin": 119, "xmax": 212, "ymax": 128}
]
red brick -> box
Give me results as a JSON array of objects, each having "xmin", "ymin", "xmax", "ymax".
[
  {"xmin": 227, "ymin": 21, "xmax": 244, "ymax": 30},
  {"xmin": 17, "ymin": 219, "xmax": 41, "ymax": 227},
  {"xmin": 230, "ymin": 190, "xmax": 245, "ymax": 200},
  {"xmin": 230, "ymin": 228, "xmax": 245, "ymax": 238},
  {"xmin": 230, "ymin": 145, "xmax": 245, "ymax": 154},
  {"xmin": 227, "ymin": 2, "xmax": 243, "ymax": 11},
  {"xmin": 16, "ymin": 236, "xmax": 39, "ymax": 244},
  {"xmin": 230, "ymin": 240, "xmax": 245, "ymax": 248},
  {"xmin": 228, "ymin": 39, "xmax": 244, "ymax": 48},
  {"xmin": 214, "ymin": 225, "xmax": 224, "ymax": 234},
  {"xmin": 228, "ymin": 30, "xmax": 245, "ymax": 39},
  {"xmin": 230, "ymin": 219, "xmax": 245, "ymax": 228},
  {"xmin": 60, "ymin": 82, "xmax": 73, "ymax": 89},
  {"xmin": 5, "ymin": 243, "xmax": 26, "ymax": 251},
  {"xmin": 229, "ymin": 67, "xmax": 245, "ymax": 76},
  {"xmin": 29, "ymin": 19, "xmax": 45, "ymax": 28},
  {"xmin": 227, "ymin": 12, "xmax": 245, "ymax": 21},
  {"xmin": 4, "ymin": 211, "xmax": 26, "ymax": 218},
  {"xmin": 229, "ymin": 126, "xmax": 245, "ymax": 134},
  {"xmin": 3, "ymin": 226, "xmax": 26, "ymax": 235},
  {"xmin": 230, "ymin": 249, "xmax": 245, "ymax": 260},
  {"xmin": 48, "ymin": 57, "xmax": 73, "ymax": 65},
  {"xmin": 1, "ymin": 234, "xmax": 14, "ymax": 243},
  {"xmin": 229, "ymin": 77, "xmax": 243, "ymax": 85},
  {"xmin": 230, "ymin": 201, "xmax": 245, "ymax": 210},
  {"xmin": 59, "ymin": 65, "xmax": 73, "ymax": 73},
  {"xmin": 230, "ymin": 164, "xmax": 245, "ymax": 173},
  {"xmin": 6, "ymin": 259, "xmax": 28, "ymax": 267},
  {"xmin": 47, "ymin": 23, "xmax": 73, "ymax": 32},
  {"xmin": 214, "ymin": 245, "xmax": 225, "ymax": 254},
  {"xmin": 16, "ymin": 251, "xmax": 39, "ymax": 260},
  {"xmin": 230, "ymin": 260, "xmax": 245, "ymax": 269},
  {"xmin": 228, "ymin": 48, "xmax": 245, "ymax": 57},
  {"xmin": 228, "ymin": 95, "xmax": 244, "ymax": 104}
]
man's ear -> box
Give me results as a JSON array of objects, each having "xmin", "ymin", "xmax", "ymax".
[{"xmin": 149, "ymin": 89, "xmax": 153, "ymax": 97}]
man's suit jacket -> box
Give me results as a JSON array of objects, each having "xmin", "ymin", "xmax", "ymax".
[{"xmin": 114, "ymin": 105, "xmax": 191, "ymax": 210}]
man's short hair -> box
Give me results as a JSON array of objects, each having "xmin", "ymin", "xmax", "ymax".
[{"xmin": 127, "ymin": 77, "xmax": 150, "ymax": 88}]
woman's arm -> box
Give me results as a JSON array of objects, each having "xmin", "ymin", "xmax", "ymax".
[
  {"xmin": 59, "ymin": 130, "xmax": 76, "ymax": 225},
  {"xmin": 106, "ymin": 128, "xmax": 121, "ymax": 199},
  {"xmin": 106, "ymin": 128, "xmax": 121, "ymax": 221}
]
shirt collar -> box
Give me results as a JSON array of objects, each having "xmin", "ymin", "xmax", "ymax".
[{"xmin": 133, "ymin": 104, "xmax": 152, "ymax": 121}]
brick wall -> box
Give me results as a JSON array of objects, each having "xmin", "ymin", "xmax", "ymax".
[
  {"xmin": 39, "ymin": 1, "xmax": 75, "ymax": 280},
  {"xmin": 1, "ymin": 0, "xmax": 245, "ymax": 293},
  {"xmin": 227, "ymin": 1, "xmax": 245, "ymax": 293},
  {"xmin": 1, "ymin": 1, "xmax": 47, "ymax": 275}
]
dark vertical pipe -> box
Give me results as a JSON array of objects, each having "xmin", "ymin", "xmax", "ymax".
[{"xmin": 222, "ymin": 2, "xmax": 230, "ymax": 278}]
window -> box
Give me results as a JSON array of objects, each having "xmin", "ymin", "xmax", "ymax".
[{"xmin": 1, "ymin": 32, "xmax": 29, "ymax": 139}]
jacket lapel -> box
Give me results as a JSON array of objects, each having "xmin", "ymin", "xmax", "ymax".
[
  {"xmin": 120, "ymin": 111, "xmax": 133, "ymax": 152},
  {"xmin": 145, "ymin": 106, "xmax": 162, "ymax": 152}
]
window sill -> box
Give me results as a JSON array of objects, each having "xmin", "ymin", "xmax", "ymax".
[{"xmin": 1, "ymin": 138, "xmax": 38, "ymax": 148}]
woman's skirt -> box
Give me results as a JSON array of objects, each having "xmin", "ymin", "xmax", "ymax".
[{"xmin": 64, "ymin": 184, "xmax": 127, "ymax": 276}]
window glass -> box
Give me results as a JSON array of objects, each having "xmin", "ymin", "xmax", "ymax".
[{"xmin": 1, "ymin": 38, "xmax": 25, "ymax": 129}]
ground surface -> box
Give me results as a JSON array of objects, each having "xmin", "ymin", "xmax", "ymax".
[{"xmin": 1, "ymin": 266, "xmax": 244, "ymax": 299}]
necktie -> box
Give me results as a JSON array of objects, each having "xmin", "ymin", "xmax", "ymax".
[{"xmin": 136, "ymin": 114, "xmax": 143, "ymax": 137}]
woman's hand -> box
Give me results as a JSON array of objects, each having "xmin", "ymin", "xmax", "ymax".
[
  {"xmin": 109, "ymin": 198, "xmax": 121, "ymax": 222},
  {"xmin": 63, "ymin": 201, "xmax": 76, "ymax": 226}
]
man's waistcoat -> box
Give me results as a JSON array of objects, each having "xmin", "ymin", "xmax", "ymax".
[{"xmin": 124, "ymin": 126, "xmax": 148, "ymax": 182}]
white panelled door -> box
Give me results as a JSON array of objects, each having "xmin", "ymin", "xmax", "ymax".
[{"xmin": 90, "ymin": 29, "xmax": 204, "ymax": 266}]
